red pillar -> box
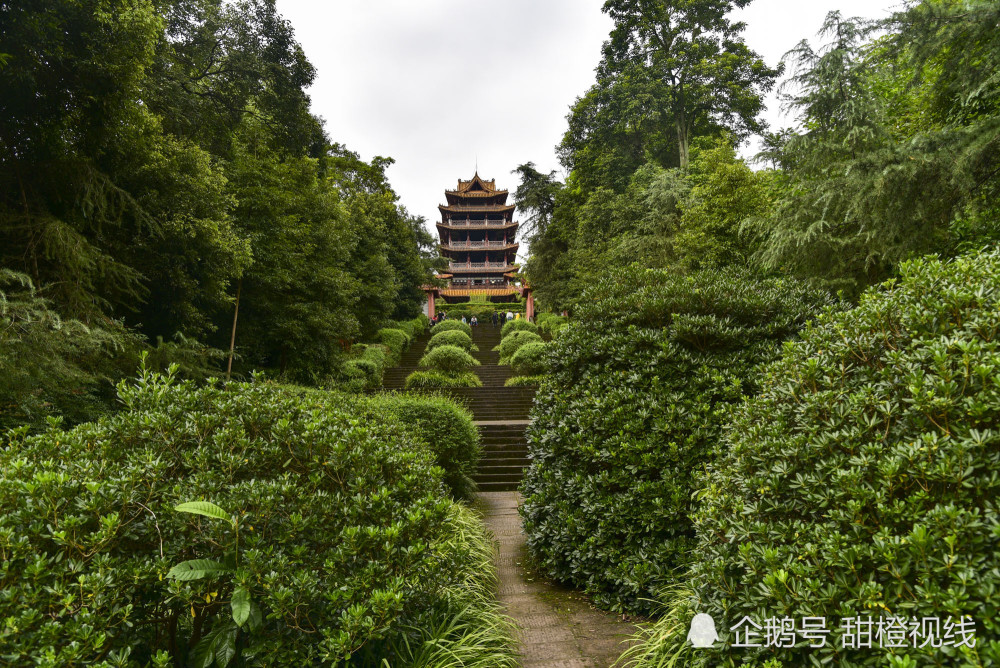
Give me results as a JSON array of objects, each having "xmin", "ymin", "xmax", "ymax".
[
  {"xmin": 426, "ymin": 289, "xmax": 436, "ymax": 319},
  {"xmin": 526, "ymin": 290, "xmax": 535, "ymax": 321}
]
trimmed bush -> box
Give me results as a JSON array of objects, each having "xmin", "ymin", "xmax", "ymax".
[
  {"xmin": 377, "ymin": 327, "xmax": 411, "ymax": 363},
  {"xmin": 520, "ymin": 266, "xmax": 833, "ymax": 613},
  {"xmin": 427, "ymin": 329, "xmax": 477, "ymax": 353},
  {"xmin": 505, "ymin": 375, "xmax": 544, "ymax": 387},
  {"xmin": 420, "ymin": 344, "xmax": 481, "ymax": 374},
  {"xmin": 431, "ymin": 319, "xmax": 473, "ymax": 337},
  {"xmin": 352, "ymin": 392, "xmax": 482, "ymax": 499},
  {"xmin": 342, "ymin": 343, "xmax": 390, "ymax": 389},
  {"xmin": 500, "ymin": 318, "xmax": 539, "ymax": 338},
  {"xmin": 538, "ymin": 314, "xmax": 568, "ymax": 336},
  {"xmin": 0, "ymin": 370, "xmax": 506, "ymax": 665},
  {"xmin": 509, "ymin": 341, "xmax": 548, "ymax": 377},
  {"xmin": 496, "ymin": 330, "xmax": 542, "ymax": 363},
  {"xmin": 680, "ymin": 252, "xmax": 1000, "ymax": 667},
  {"xmin": 405, "ymin": 370, "xmax": 482, "ymax": 389},
  {"xmin": 392, "ymin": 314, "xmax": 430, "ymax": 340}
]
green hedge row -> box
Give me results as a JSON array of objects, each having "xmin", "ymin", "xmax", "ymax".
[
  {"xmin": 0, "ymin": 370, "xmax": 511, "ymax": 666},
  {"xmin": 520, "ymin": 266, "xmax": 834, "ymax": 614}
]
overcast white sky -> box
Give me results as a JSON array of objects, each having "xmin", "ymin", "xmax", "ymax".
[{"xmin": 275, "ymin": 0, "xmax": 901, "ymax": 241}]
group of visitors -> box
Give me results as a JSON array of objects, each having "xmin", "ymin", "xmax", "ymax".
[{"xmin": 431, "ymin": 309, "xmax": 526, "ymax": 327}]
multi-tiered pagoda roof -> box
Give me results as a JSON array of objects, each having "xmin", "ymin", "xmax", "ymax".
[{"xmin": 435, "ymin": 172, "xmax": 520, "ymax": 300}]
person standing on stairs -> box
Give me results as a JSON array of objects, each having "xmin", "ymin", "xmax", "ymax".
[
  {"xmin": 506, "ymin": 310, "xmax": 514, "ymax": 322},
  {"xmin": 471, "ymin": 315, "xmax": 478, "ymax": 327},
  {"xmin": 491, "ymin": 311, "xmax": 499, "ymax": 328}
]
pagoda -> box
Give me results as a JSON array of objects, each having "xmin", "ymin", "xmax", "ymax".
[{"xmin": 435, "ymin": 172, "xmax": 520, "ymax": 301}]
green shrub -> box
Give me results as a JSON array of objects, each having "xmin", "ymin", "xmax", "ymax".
[
  {"xmin": 405, "ymin": 370, "xmax": 482, "ymax": 389},
  {"xmin": 0, "ymin": 369, "xmax": 503, "ymax": 665},
  {"xmin": 392, "ymin": 314, "xmax": 430, "ymax": 340},
  {"xmin": 683, "ymin": 251, "xmax": 1000, "ymax": 667},
  {"xmin": 504, "ymin": 375, "xmax": 544, "ymax": 387},
  {"xmin": 342, "ymin": 343, "xmax": 390, "ymax": 389},
  {"xmin": 378, "ymin": 327, "xmax": 411, "ymax": 363},
  {"xmin": 500, "ymin": 319, "xmax": 539, "ymax": 338},
  {"xmin": 352, "ymin": 392, "xmax": 482, "ymax": 499},
  {"xmin": 431, "ymin": 319, "xmax": 473, "ymax": 337},
  {"xmin": 509, "ymin": 341, "xmax": 548, "ymax": 377},
  {"xmin": 427, "ymin": 329, "xmax": 477, "ymax": 353},
  {"xmin": 538, "ymin": 314, "xmax": 568, "ymax": 336},
  {"xmin": 496, "ymin": 330, "xmax": 542, "ymax": 363},
  {"xmin": 420, "ymin": 344, "xmax": 481, "ymax": 374},
  {"xmin": 520, "ymin": 266, "xmax": 833, "ymax": 613}
]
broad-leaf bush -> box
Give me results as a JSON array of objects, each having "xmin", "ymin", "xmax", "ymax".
[
  {"xmin": 419, "ymin": 344, "xmax": 480, "ymax": 375},
  {"xmin": 426, "ymin": 329, "xmax": 477, "ymax": 353},
  {"xmin": 684, "ymin": 251, "xmax": 1000, "ymax": 667},
  {"xmin": 521, "ymin": 266, "xmax": 833, "ymax": 612},
  {"xmin": 500, "ymin": 319, "xmax": 538, "ymax": 338},
  {"xmin": 496, "ymin": 330, "xmax": 543, "ymax": 364},
  {"xmin": 431, "ymin": 319, "xmax": 473, "ymax": 337},
  {"xmin": 0, "ymin": 370, "xmax": 507, "ymax": 665},
  {"xmin": 509, "ymin": 341, "xmax": 548, "ymax": 377},
  {"xmin": 349, "ymin": 392, "xmax": 482, "ymax": 500}
]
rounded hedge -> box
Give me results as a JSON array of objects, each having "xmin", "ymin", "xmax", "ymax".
[
  {"xmin": 0, "ymin": 371, "xmax": 493, "ymax": 665},
  {"xmin": 509, "ymin": 341, "xmax": 548, "ymax": 377},
  {"xmin": 427, "ymin": 329, "xmax": 477, "ymax": 353},
  {"xmin": 419, "ymin": 344, "xmax": 481, "ymax": 374},
  {"xmin": 431, "ymin": 319, "xmax": 473, "ymax": 337},
  {"xmin": 685, "ymin": 251, "xmax": 1000, "ymax": 667},
  {"xmin": 501, "ymin": 319, "xmax": 539, "ymax": 338},
  {"xmin": 346, "ymin": 392, "xmax": 482, "ymax": 500},
  {"xmin": 377, "ymin": 327, "xmax": 411, "ymax": 363},
  {"xmin": 405, "ymin": 370, "xmax": 482, "ymax": 389},
  {"xmin": 520, "ymin": 266, "xmax": 834, "ymax": 613},
  {"xmin": 496, "ymin": 330, "xmax": 543, "ymax": 363}
]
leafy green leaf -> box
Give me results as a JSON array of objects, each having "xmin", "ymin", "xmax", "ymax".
[
  {"xmin": 231, "ymin": 586, "xmax": 251, "ymax": 627},
  {"xmin": 175, "ymin": 501, "xmax": 230, "ymax": 522},
  {"xmin": 214, "ymin": 626, "xmax": 238, "ymax": 667},
  {"xmin": 166, "ymin": 559, "xmax": 230, "ymax": 581}
]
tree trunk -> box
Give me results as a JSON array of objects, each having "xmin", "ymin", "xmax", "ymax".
[
  {"xmin": 676, "ymin": 115, "xmax": 690, "ymax": 169},
  {"xmin": 226, "ymin": 279, "xmax": 241, "ymax": 381}
]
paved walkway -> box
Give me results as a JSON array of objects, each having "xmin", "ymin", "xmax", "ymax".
[{"xmin": 480, "ymin": 491, "xmax": 639, "ymax": 668}]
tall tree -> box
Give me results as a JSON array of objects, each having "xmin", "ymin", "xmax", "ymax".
[
  {"xmin": 600, "ymin": 0, "xmax": 780, "ymax": 168},
  {"xmin": 511, "ymin": 163, "xmax": 563, "ymax": 239}
]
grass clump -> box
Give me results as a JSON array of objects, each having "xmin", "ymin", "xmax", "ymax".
[
  {"xmin": 420, "ymin": 345, "xmax": 480, "ymax": 374},
  {"xmin": 405, "ymin": 370, "xmax": 482, "ymax": 389}
]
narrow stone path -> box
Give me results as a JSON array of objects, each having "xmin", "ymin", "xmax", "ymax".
[
  {"xmin": 383, "ymin": 322, "xmax": 639, "ymax": 666},
  {"xmin": 481, "ymin": 492, "xmax": 639, "ymax": 667}
]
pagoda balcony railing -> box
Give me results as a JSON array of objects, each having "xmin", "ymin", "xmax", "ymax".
[
  {"xmin": 442, "ymin": 240, "xmax": 510, "ymax": 249},
  {"xmin": 448, "ymin": 262, "xmax": 513, "ymax": 272},
  {"xmin": 443, "ymin": 220, "xmax": 510, "ymax": 228}
]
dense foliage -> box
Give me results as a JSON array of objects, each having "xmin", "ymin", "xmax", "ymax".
[
  {"xmin": 520, "ymin": 266, "xmax": 834, "ymax": 613},
  {"xmin": 0, "ymin": 371, "xmax": 509, "ymax": 666},
  {"xmin": 419, "ymin": 345, "xmax": 480, "ymax": 375},
  {"xmin": 500, "ymin": 319, "xmax": 538, "ymax": 338},
  {"xmin": 496, "ymin": 331, "xmax": 543, "ymax": 364},
  {"xmin": 430, "ymin": 319, "xmax": 472, "ymax": 337},
  {"xmin": 0, "ymin": 0, "xmax": 434, "ymax": 422},
  {"xmin": 349, "ymin": 392, "xmax": 482, "ymax": 500},
  {"xmin": 674, "ymin": 252, "xmax": 1000, "ymax": 667},
  {"xmin": 509, "ymin": 342, "xmax": 548, "ymax": 377},
  {"xmin": 426, "ymin": 330, "xmax": 477, "ymax": 353},
  {"xmin": 518, "ymin": 0, "xmax": 1000, "ymax": 308}
]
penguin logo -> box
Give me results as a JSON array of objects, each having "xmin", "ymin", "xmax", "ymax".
[{"xmin": 687, "ymin": 613, "xmax": 719, "ymax": 648}]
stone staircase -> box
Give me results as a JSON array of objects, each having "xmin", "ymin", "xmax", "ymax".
[{"xmin": 381, "ymin": 323, "xmax": 534, "ymax": 491}]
